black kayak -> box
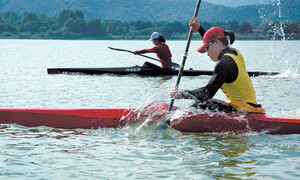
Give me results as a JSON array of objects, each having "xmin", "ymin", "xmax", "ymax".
[{"xmin": 47, "ymin": 65, "xmax": 279, "ymax": 77}]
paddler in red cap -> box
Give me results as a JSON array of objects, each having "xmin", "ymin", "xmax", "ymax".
[
  {"xmin": 170, "ymin": 17, "xmax": 265, "ymax": 113},
  {"xmin": 134, "ymin": 32, "xmax": 173, "ymax": 69}
]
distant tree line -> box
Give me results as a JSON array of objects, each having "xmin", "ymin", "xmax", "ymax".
[{"xmin": 0, "ymin": 9, "xmax": 300, "ymax": 40}]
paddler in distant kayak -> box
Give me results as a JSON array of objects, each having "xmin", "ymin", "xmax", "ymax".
[
  {"xmin": 170, "ymin": 17, "xmax": 265, "ymax": 113},
  {"xmin": 134, "ymin": 32, "xmax": 173, "ymax": 69}
]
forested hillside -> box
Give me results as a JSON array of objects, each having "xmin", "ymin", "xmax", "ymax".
[
  {"xmin": 0, "ymin": 0, "xmax": 299, "ymax": 24},
  {"xmin": 1, "ymin": 9, "xmax": 299, "ymax": 40}
]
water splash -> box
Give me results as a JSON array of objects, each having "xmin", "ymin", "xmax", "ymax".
[
  {"xmin": 258, "ymin": 0, "xmax": 298, "ymax": 74},
  {"xmin": 273, "ymin": 109, "xmax": 300, "ymax": 118},
  {"xmin": 259, "ymin": 0, "xmax": 286, "ymax": 40},
  {"xmin": 270, "ymin": 0, "xmax": 285, "ymax": 41},
  {"xmin": 296, "ymin": 50, "xmax": 300, "ymax": 74},
  {"xmin": 119, "ymin": 92, "xmax": 178, "ymax": 138},
  {"xmin": 258, "ymin": 0, "xmax": 266, "ymax": 20},
  {"xmin": 275, "ymin": 69, "xmax": 299, "ymax": 79},
  {"xmin": 269, "ymin": 0, "xmax": 287, "ymax": 63}
]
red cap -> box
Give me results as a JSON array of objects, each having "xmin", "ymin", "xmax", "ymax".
[{"xmin": 197, "ymin": 27, "xmax": 227, "ymax": 53}]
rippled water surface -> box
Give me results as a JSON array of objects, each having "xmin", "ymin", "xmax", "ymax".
[{"xmin": 0, "ymin": 39, "xmax": 300, "ymax": 179}]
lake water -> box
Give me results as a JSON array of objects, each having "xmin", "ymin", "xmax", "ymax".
[{"xmin": 0, "ymin": 39, "xmax": 300, "ymax": 179}]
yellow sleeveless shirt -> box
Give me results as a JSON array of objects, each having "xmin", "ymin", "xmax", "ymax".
[{"xmin": 221, "ymin": 50, "xmax": 265, "ymax": 113}]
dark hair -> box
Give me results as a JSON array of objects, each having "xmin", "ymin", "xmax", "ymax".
[
  {"xmin": 220, "ymin": 30, "xmax": 235, "ymax": 46},
  {"xmin": 157, "ymin": 34, "xmax": 166, "ymax": 44}
]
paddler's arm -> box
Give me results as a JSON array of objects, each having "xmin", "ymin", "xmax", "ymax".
[
  {"xmin": 170, "ymin": 77, "xmax": 221, "ymax": 102},
  {"xmin": 172, "ymin": 57, "xmax": 237, "ymax": 102},
  {"xmin": 198, "ymin": 26, "xmax": 206, "ymax": 37},
  {"xmin": 182, "ymin": 63, "xmax": 228, "ymax": 102},
  {"xmin": 189, "ymin": 17, "xmax": 205, "ymax": 37},
  {"xmin": 134, "ymin": 46, "xmax": 158, "ymax": 54}
]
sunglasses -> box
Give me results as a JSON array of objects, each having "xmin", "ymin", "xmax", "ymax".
[{"xmin": 205, "ymin": 41, "xmax": 215, "ymax": 52}]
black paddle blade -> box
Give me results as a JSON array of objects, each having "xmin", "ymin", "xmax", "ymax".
[
  {"xmin": 108, "ymin": 46, "xmax": 132, "ymax": 53},
  {"xmin": 156, "ymin": 119, "xmax": 170, "ymax": 130}
]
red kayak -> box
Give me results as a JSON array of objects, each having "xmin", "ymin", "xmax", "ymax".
[
  {"xmin": 0, "ymin": 102, "xmax": 299, "ymax": 134},
  {"xmin": 170, "ymin": 110, "xmax": 300, "ymax": 134}
]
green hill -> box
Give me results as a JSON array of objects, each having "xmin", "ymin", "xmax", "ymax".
[{"xmin": 0, "ymin": 0, "xmax": 299, "ymax": 24}]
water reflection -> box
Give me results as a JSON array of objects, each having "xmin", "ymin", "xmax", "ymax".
[{"xmin": 181, "ymin": 133, "xmax": 257, "ymax": 179}]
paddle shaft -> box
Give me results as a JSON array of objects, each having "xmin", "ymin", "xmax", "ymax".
[
  {"xmin": 108, "ymin": 46, "xmax": 160, "ymax": 61},
  {"xmin": 168, "ymin": 0, "xmax": 202, "ymax": 112},
  {"xmin": 108, "ymin": 46, "xmax": 180, "ymax": 68}
]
